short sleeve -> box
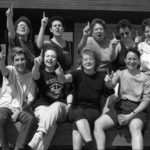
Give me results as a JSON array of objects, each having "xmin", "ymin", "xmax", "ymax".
[
  {"xmin": 142, "ymin": 76, "xmax": 150, "ymax": 102},
  {"xmin": 70, "ymin": 70, "xmax": 80, "ymax": 82},
  {"xmin": 138, "ymin": 43, "xmax": 143, "ymax": 54}
]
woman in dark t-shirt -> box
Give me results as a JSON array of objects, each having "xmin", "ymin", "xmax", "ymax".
[
  {"xmin": 57, "ymin": 48, "xmax": 113, "ymax": 150},
  {"xmin": 36, "ymin": 14, "xmax": 73, "ymax": 72}
]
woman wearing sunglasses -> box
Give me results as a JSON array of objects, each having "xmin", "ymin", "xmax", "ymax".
[{"xmin": 114, "ymin": 19, "xmax": 136, "ymax": 71}]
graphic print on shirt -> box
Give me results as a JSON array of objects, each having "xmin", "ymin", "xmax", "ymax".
[{"xmin": 46, "ymin": 77, "xmax": 63, "ymax": 99}]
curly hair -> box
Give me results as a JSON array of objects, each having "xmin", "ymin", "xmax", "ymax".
[
  {"xmin": 90, "ymin": 18, "xmax": 106, "ymax": 31},
  {"xmin": 80, "ymin": 48, "xmax": 100, "ymax": 71},
  {"xmin": 14, "ymin": 16, "xmax": 32, "ymax": 41},
  {"xmin": 141, "ymin": 18, "xmax": 150, "ymax": 31},
  {"xmin": 48, "ymin": 16, "xmax": 65, "ymax": 29}
]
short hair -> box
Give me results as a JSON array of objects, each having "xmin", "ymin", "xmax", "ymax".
[
  {"xmin": 49, "ymin": 16, "xmax": 65, "ymax": 29},
  {"xmin": 125, "ymin": 47, "xmax": 141, "ymax": 59},
  {"xmin": 11, "ymin": 47, "xmax": 28, "ymax": 62},
  {"xmin": 14, "ymin": 16, "xmax": 32, "ymax": 41},
  {"xmin": 90, "ymin": 18, "xmax": 106, "ymax": 31},
  {"xmin": 141, "ymin": 18, "xmax": 150, "ymax": 31},
  {"xmin": 117, "ymin": 19, "xmax": 131, "ymax": 31},
  {"xmin": 80, "ymin": 48, "xmax": 100, "ymax": 71}
]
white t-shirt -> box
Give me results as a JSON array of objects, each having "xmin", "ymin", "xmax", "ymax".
[
  {"xmin": 0, "ymin": 66, "xmax": 36, "ymax": 112},
  {"xmin": 138, "ymin": 40, "xmax": 150, "ymax": 71}
]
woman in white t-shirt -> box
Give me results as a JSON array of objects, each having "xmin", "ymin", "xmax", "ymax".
[{"xmin": 138, "ymin": 18, "xmax": 150, "ymax": 73}]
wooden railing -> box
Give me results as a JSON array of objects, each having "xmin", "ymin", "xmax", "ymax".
[{"xmin": 0, "ymin": 0, "xmax": 150, "ymax": 12}]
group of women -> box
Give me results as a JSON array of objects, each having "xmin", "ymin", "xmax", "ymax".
[{"xmin": 0, "ymin": 3, "xmax": 150, "ymax": 150}]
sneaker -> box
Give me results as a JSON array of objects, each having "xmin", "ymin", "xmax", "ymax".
[{"xmin": 28, "ymin": 132, "xmax": 43, "ymax": 150}]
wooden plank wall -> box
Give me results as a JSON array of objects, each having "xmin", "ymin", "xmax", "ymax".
[
  {"xmin": 0, "ymin": 0, "xmax": 150, "ymax": 12},
  {"xmin": 73, "ymin": 23, "xmax": 142, "ymax": 67}
]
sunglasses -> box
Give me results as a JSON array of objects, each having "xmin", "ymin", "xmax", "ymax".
[{"xmin": 120, "ymin": 32, "xmax": 130, "ymax": 37}]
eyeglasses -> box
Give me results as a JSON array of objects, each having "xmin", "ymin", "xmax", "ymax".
[{"xmin": 120, "ymin": 32, "xmax": 130, "ymax": 37}]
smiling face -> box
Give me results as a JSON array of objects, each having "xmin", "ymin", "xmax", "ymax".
[
  {"xmin": 13, "ymin": 53, "xmax": 27, "ymax": 74},
  {"xmin": 16, "ymin": 21, "xmax": 30, "ymax": 36},
  {"xmin": 125, "ymin": 51, "xmax": 140, "ymax": 70},
  {"xmin": 81, "ymin": 52, "xmax": 95, "ymax": 72},
  {"xmin": 92, "ymin": 23, "xmax": 105, "ymax": 41},
  {"xmin": 44, "ymin": 49, "xmax": 57, "ymax": 70},
  {"xmin": 50, "ymin": 20, "xmax": 64, "ymax": 37}
]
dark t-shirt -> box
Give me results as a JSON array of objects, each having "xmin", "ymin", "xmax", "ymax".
[
  {"xmin": 48, "ymin": 40, "xmax": 73, "ymax": 71},
  {"xmin": 33, "ymin": 69, "xmax": 66, "ymax": 109},
  {"xmin": 71, "ymin": 70, "xmax": 112, "ymax": 109},
  {"xmin": 113, "ymin": 41, "xmax": 128, "ymax": 71}
]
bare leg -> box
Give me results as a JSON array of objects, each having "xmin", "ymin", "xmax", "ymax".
[
  {"xmin": 129, "ymin": 118, "xmax": 144, "ymax": 150},
  {"xmin": 72, "ymin": 130, "xmax": 83, "ymax": 150},
  {"xmin": 76, "ymin": 119, "xmax": 92, "ymax": 142},
  {"xmin": 94, "ymin": 114, "xmax": 115, "ymax": 150}
]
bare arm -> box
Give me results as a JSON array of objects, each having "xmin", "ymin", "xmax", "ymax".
[
  {"xmin": 110, "ymin": 39, "xmax": 120, "ymax": 61},
  {"xmin": 36, "ymin": 12, "xmax": 48, "ymax": 49},
  {"xmin": 32, "ymin": 56, "xmax": 42, "ymax": 80},
  {"xmin": 77, "ymin": 22, "xmax": 90, "ymax": 54},
  {"xmin": 120, "ymin": 77, "xmax": 150, "ymax": 125},
  {"xmin": 55, "ymin": 63, "xmax": 73, "ymax": 83},
  {"xmin": 0, "ymin": 46, "xmax": 9, "ymax": 76},
  {"xmin": 6, "ymin": 4, "xmax": 16, "ymax": 40}
]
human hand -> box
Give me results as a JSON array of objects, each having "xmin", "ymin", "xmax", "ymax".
[
  {"xmin": 118, "ymin": 113, "xmax": 134, "ymax": 125},
  {"xmin": 55, "ymin": 62, "xmax": 64, "ymax": 75},
  {"xmin": 110, "ymin": 32, "xmax": 120, "ymax": 47},
  {"xmin": 83, "ymin": 22, "xmax": 91, "ymax": 38},
  {"xmin": 11, "ymin": 110, "xmax": 21, "ymax": 123},
  {"xmin": 34, "ymin": 55, "xmax": 43, "ymax": 67},
  {"xmin": 118, "ymin": 114, "xmax": 126, "ymax": 125},
  {"xmin": 135, "ymin": 31, "xmax": 142, "ymax": 44},
  {"xmin": 6, "ymin": 2, "xmax": 13, "ymax": 18},
  {"xmin": 41, "ymin": 12, "xmax": 48, "ymax": 28},
  {"xmin": 104, "ymin": 69, "xmax": 114, "ymax": 86}
]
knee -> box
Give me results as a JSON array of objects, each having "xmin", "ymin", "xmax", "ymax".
[
  {"xmin": 129, "ymin": 120, "xmax": 143, "ymax": 135},
  {"xmin": 94, "ymin": 119, "xmax": 104, "ymax": 134}
]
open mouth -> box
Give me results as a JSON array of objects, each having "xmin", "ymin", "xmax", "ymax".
[{"xmin": 96, "ymin": 34, "xmax": 102, "ymax": 38}]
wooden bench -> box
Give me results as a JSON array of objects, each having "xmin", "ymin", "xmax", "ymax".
[
  {"xmin": 1, "ymin": 89, "xmax": 150, "ymax": 149},
  {"xmin": 2, "ymin": 120, "xmax": 150, "ymax": 149},
  {"xmin": 51, "ymin": 121, "xmax": 150, "ymax": 149}
]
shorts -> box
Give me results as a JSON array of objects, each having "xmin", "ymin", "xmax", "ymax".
[
  {"xmin": 106, "ymin": 99, "xmax": 148, "ymax": 126},
  {"xmin": 68, "ymin": 106, "xmax": 100, "ymax": 130}
]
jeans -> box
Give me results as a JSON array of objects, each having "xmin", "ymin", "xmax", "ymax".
[{"xmin": 0, "ymin": 107, "xmax": 37, "ymax": 149}]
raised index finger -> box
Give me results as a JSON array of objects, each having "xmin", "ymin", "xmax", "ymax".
[
  {"xmin": 113, "ymin": 32, "xmax": 116, "ymax": 39},
  {"xmin": 43, "ymin": 12, "xmax": 45, "ymax": 18},
  {"xmin": 87, "ymin": 21, "xmax": 90, "ymax": 27},
  {"xmin": 106, "ymin": 69, "xmax": 110, "ymax": 76},
  {"xmin": 11, "ymin": 0, "xmax": 13, "ymax": 11}
]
